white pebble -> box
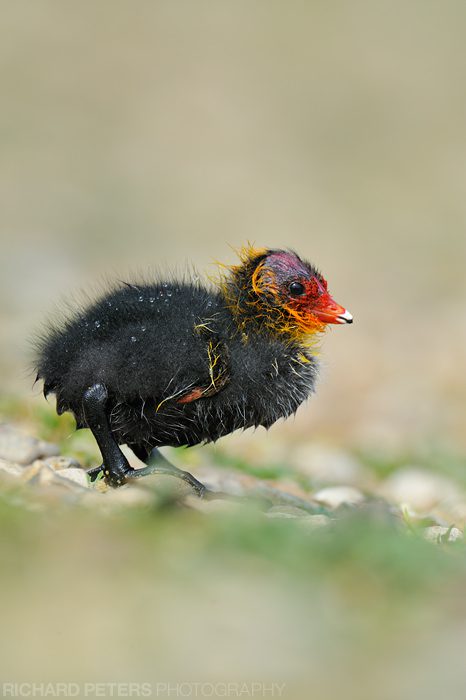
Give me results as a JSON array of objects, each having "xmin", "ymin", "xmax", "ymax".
[
  {"xmin": 423, "ymin": 526, "xmax": 463, "ymax": 543},
  {"xmin": 313, "ymin": 486, "xmax": 365, "ymax": 509},
  {"xmin": 380, "ymin": 467, "xmax": 460, "ymax": 512}
]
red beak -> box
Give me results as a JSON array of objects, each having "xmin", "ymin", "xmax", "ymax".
[{"xmin": 313, "ymin": 296, "xmax": 353, "ymax": 325}]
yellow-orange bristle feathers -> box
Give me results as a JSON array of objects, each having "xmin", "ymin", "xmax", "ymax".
[{"xmin": 213, "ymin": 245, "xmax": 327, "ymax": 350}]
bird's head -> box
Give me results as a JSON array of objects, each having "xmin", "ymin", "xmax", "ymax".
[{"xmin": 219, "ymin": 246, "xmax": 353, "ymax": 341}]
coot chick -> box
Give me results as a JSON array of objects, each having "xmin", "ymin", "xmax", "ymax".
[{"xmin": 34, "ymin": 247, "xmax": 352, "ymax": 494}]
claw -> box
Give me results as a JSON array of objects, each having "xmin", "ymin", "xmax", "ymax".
[{"xmin": 86, "ymin": 464, "xmax": 129, "ymax": 487}]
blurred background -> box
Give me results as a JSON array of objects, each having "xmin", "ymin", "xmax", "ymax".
[
  {"xmin": 2, "ymin": 0, "xmax": 466, "ymax": 451},
  {"xmin": 2, "ymin": 2, "xmax": 466, "ymax": 699}
]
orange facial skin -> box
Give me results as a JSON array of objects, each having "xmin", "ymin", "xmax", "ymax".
[{"xmin": 219, "ymin": 246, "xmax": 352, "ymax": 344}]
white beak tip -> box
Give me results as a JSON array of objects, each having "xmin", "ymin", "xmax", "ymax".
[{"xmin": 337, "ymin": 309, "xmax": 353, "ymax": 324}]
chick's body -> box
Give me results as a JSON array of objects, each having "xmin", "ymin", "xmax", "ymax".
[
  {"xmin": 38, "ymin": 280, "xmax": 317, "ymax": 452},
  {"xmin": 35, "ymin": 247, "xmax": 351, "ymax": 490}
]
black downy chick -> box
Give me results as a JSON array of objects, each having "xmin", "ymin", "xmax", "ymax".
[{"xmin": 34, "ymin": 247, "xmax": 352, "ymax": 494}]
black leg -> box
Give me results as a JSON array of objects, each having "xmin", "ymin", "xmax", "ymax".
[
  {"xmin": 83, "ymin": 383, "xmax": 133, "ymax": 487},
  {"xmin": 128, "ymin": 445, "xmax": 208, "ymax": 498}
]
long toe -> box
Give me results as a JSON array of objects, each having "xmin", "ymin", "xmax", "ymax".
[
  {"xmin": 182, "ymin": 472, "xmax": 208, "ymax": 498},
  {"xmin": 125, "ymin": 464, "xmax": 208, "ymax": 498}
]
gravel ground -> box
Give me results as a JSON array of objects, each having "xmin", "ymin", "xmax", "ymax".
[
  {"xmin": 1, "ymin": 421, "xmax": 464, "ymax": 543},
  {"xmin": 2, "ymin": 419, "xmax": 466, "ymax": 699}
]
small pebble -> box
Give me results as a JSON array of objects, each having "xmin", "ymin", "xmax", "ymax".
[
  {"xmin": 0, "ymin": 458, "xmax": 24, "ymax": 478},
  {"xmin": 423, "ymin": 526, "xmax": 463, "ymax": 544},
  {"xmin": 380, "ymin": 467, "xmax": 460, "ymax": 512},
  {"xmin": 313, "ymin": 486, "xmax": 365, "ymax": 509},
  {"xmin": 18, "ymin": 460, "xmax": 89, "ymax": 492},
  {"xmin": 0, "ymin": 424, "xmax": 59, "ymax": 465},
  {"xmin": 43, "ymin": 456, "xmax": 82, "ymax": 471},
  {"xmin": 55, "ymin": 468, "xmax": 90, "ymax": 489},
  {"xmin": 21, "ymin": 460, "xmax": 56, "ymax": 485}
]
